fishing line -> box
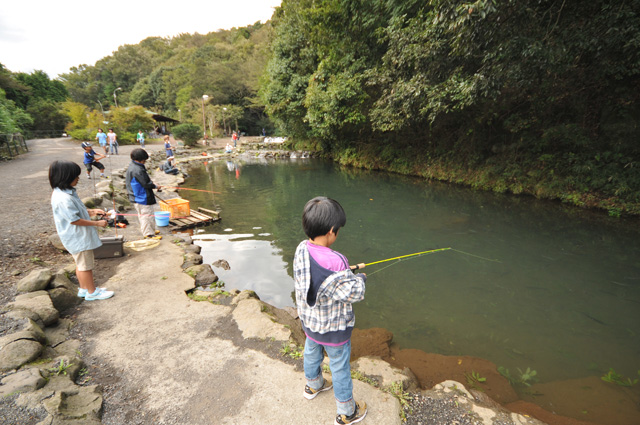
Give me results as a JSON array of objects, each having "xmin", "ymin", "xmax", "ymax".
[
  {"xmin": 162, "ymin": 186, "xmax": 221, "ymax": 194},
  {"xmin": 359, "ymin": 247, "xmax": 501, "ymax": 277}
]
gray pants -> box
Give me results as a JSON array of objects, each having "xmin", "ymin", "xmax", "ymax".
[{"xmin": 134, "ymin": 203, "xmax": 156, "ymax": 237}]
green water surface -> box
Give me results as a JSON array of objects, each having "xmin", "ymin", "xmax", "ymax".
[{"xmin": 183, "ymin": 158, "xmax": 640, "ymax": 390}]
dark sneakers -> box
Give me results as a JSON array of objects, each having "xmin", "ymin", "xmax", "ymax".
[
  {"xmin": 335, "ymin": 401, "xmax": 367, "ymax": 425},
  {"xmin": 303, "ymin": 378, "xmax": 333, "ymax": 400}
]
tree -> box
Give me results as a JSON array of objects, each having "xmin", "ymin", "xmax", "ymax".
[{"xmin": 172, "ymin": 123, "xmax": 201, "ymax": 146}]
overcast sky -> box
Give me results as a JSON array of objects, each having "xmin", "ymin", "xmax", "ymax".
[{"xmin": 0, "ymin": 0, "xmax": 281, "ymax": 79}]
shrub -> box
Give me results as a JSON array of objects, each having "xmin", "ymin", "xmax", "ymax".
[
  {"xmin": 68, "ymin": 129, "xmax": 92, "ymax": 141},
  {"xmin": 172, "ymin": 123, "xmax": 202, "ymax": 147}
]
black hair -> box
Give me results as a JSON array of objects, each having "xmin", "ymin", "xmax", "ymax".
[
  {"xmin": 302, "ymin": 196, "xmax": 347, "ymax": 240},
  {"xmin": 130, "ymin": 148, "xmax": 149, "ymax": 161},
  {"xmin": 49, "ymin": 160, "xmax": 81, "ymax": 190}
]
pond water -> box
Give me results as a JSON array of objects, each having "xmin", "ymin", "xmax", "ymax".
[{"xmin": 182, "ymin": 157, "xmax": 640, "ymax": 423}]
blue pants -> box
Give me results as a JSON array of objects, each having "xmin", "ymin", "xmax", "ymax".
[{"xmin": 304, "ymin": 337, "xmax": 355, "ymax": 416}]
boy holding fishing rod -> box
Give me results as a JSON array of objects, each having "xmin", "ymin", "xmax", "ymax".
[
  {"xmin": 81, "ymin": 142, "xmax": 106, "ymax": 179},
  {"xmin": 294, "ymin": 196, "xmax": 368, "ymax": 425},
  {"xmin": 126, "ymin": 148, "xmax": 162, "ymax": 240}
]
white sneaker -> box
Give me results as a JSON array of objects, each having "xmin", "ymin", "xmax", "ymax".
[
  {"xmin": 78, "ymin": 287, "xmax": 107, "ymax": 298},
  {"xmin": 85, "ymin": 288, "xmax": 114, "ymax": 301}
]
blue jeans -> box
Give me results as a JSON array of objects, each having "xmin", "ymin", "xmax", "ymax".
[{"xmin": 304, "ymin": 337, "xmax": 355, "ymax": 416}]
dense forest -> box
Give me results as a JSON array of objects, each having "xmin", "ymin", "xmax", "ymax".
[
  {"xmin": 1, "ymin": 1, "xmax": 639, "ymax": 215},
  {"xmin": 263, "ymin": 0, "xmax": 640, "ymax": 216}
]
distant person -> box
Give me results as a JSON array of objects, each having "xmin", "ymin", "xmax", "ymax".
[
  {"xmin": 81, "ymin": 142, "xmax": 106, "ymax": 179},
  {"xmin": 262, "ymin": 128, "xmax": 266, "ymax": 137},
  {"xmin": 232, "ymin": 131, "xmax": 238, "ymax": 148},
  {"xmin": 161, "ymin": 157, "xmax": 179, "ymax": 175},
  {"xmin": 107, "ymin": 128, "xmax": 118, "ymax": 155},
  {"xmin": 164, "ymin": 135, "xmax": 173, "ymax": 158},
  {"xmin": 126, "ymin": 148, "xmax": 162, "ymax": 240},
  {"xmin": 136, "ymin": 130, "xmax": 145, "ymax": 148},
  {"xmin": 293, "ymin": 196, "xmax": 367, "ymax": 425},
  {"xmin": 225, "ymin": 143, "xmax": 233, "ymax": 153},
  {"xmin": 49, "ymin": 160, "xmax": 114, "ymax": 301},
  {"xmin": 95, "ymin": 128, "xmax": 108, "ymax": 154}
]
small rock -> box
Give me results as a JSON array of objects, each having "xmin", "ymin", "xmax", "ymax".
[{"xmin": 212, "ymin": 259, "xmax": 230, "ymax": 270}]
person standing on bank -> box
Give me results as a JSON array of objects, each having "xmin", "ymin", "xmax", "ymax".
[
  {"xmin": 95, "ymin": 128, "xmax": 108, "ymax": 155},
  {"xmin": 107, "ymin": 128, "xmax": 118, "ymax": 155},
  {"xmin": 293, "ymin": 196, "xmax": 368, "ymax": 425},
  {"xmin": 136, "ymin": 130, "xmax": 145, "ymax": 148},
  {"xmin": 49, "ymin": 160, "xmax": 114, "ymax": 301},
  {"xmin": 126, "ymin": 148, "xmax": 162, "ymax": 239}
]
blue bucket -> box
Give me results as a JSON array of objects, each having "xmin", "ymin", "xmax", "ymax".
[{"xmin": 155, "ymin": 211, "xmax": 171, "ymax": 227}]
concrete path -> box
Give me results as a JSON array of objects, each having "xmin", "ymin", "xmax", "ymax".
[{"xmin": 1, "ymin": 138, "xmax": 401, "ymax": 425}]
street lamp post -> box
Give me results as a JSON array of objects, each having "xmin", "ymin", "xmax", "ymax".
[
  {"xmin": 96, "ymin": 99, "xmax": 105, "ymax": 119},
  {"xmin": 202, "ymin": 95, "xmax": 209, "ymax": 139},
  {"xmin": 222, "ymin": 107, "xmax": 227, "ymax": 136},
  {"xmin": 113, "ymin": 87, "xmax": 122, "ymax": 107}
]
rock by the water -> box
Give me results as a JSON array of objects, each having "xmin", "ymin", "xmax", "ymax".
[
  {"xmin": 351, "ymin": 327, "xmax": 393, "ymax": 359},
  {"xmin": 232, "ymin": 298, "xmax": 290, "ymax": 342},
  {"xmin": 16, "ymin": 268, "xmax": 52, "ymax": 293},
  {"xmin": 182, "ymin": 253, "xmax": 203, "ymax": 269},
  {"xmin": 212, "ymin": 259, "xmax": 230, "ymax": 270},
  {"xmin": 352, "ymin": 356, "xmax": 418, "ymax": 391},
  {"xmin": 183, "ymin": 244, "xmax": 201, "ymax": 254},
  {"xmin": 185, "ymin": 264, "xmax": 218, "ymax": 286}
]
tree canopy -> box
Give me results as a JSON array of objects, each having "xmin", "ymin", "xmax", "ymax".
[
  {"xmin": 262, "ymin": 0, "xmax": 640, "ymax": 214},
  {"xmin": 61, "ymin": 22, "xmax": 273, "ymax": 135}
]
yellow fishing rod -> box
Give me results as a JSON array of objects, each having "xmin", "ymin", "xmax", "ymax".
[
  {"xmin": 350, "ymin": 247, "xmax": 499, "ymax": 273},
  {"xmin": 351, "ymin": 247, "xmax": 452, "ymax": 271}
]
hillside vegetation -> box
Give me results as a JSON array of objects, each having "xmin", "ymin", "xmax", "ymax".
[{"xmin": 262, "ymin": 0, "xmax": 640, "ymax": 216}]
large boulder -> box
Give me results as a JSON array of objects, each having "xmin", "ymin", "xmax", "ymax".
[
  {"xmin": 42, "ymin": 385, "xmax": 103, "ymax": 423},
  {"xmin": 184, "ymin": 264, "xmax": 218, "ymax": 286},
  {"xmin": 16, "ymin": 268, "xmax": 52, "ymax": 293},
  {"xmin": 0, "ymin": 331, "xmax": 44, "ymax": 371},
  {"xmin": 0, "ymin": 368, "xmax": 47, "ymax": 396},
  {"xmin": 48, "ymin": 287, "xmax": 82, "ymax": 312},
  {"xmin": 49, "ymin": 271, "xmax": 78, "ymax": 292},
  {"xmin": 9, "ymin": 291, "xmax": 59, "ymax": 326}
]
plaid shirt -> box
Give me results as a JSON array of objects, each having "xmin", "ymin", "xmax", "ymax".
[{"xmin": 294, "ymin": 241, "xmax": 366, "ymax": 334}]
